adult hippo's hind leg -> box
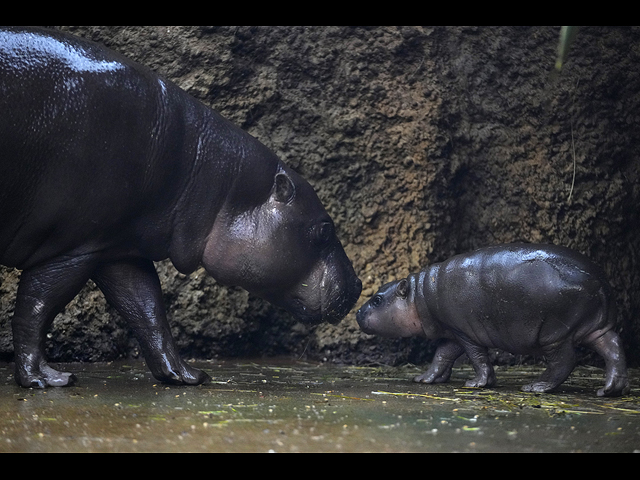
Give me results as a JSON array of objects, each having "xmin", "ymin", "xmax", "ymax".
[
  {"xmin": 12, "ymin": 255, "xmax": 98, "ymax": 388},
  {"xmin": 92, "ymin": 258, "xmax": 210, "ymax": 386}
]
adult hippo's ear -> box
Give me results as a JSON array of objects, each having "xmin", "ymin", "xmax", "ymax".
[
  {"xmin": 274, "ymin": 171, "xmax": 295, "ymax": 204},
  {"xmin": 396, "ymin": 279, "xmax": 409, "ymax": 299}
]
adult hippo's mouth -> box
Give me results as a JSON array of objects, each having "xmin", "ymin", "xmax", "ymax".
[{"xmin": 323, "ymin": 275, "xmax": 362, "ymax": 324}]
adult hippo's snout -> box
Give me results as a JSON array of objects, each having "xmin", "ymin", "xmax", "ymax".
[
  {"xmin": 326, "ymin": 275, "xmax": 363, "ymax": 324},
  {"xmin": 256, "ymin": 234, "xmax": 362, "ymax": 325},
  {"xmin": 290, "ymin": 260, "xmax": 362, "ymax": 325},
  {"xmin": 286, "ymin": 275, "xmax": 362, "ymax": 324}
]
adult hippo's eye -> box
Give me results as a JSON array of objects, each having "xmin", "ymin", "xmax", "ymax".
[{"xmin": 311, "ymin": 222, "xmax": 334, "ymax": 246}]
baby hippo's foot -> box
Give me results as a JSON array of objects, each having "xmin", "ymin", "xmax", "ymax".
[
  {"xmin": 16, "ymin": 363, "xmax": 77, "ymax": 388},
  {"xmin": 597, "ymin": 374, "xmax": 630, "ymax": 397},
  {"xmin": 465, "ymin": 371, "xmax": 497, "ymax": 389},
  {"xmin": 413, "ymin": 364, "xmax": 453, "ymax": 384},
  {"xmin": 414, "ymin": 371, "xmax": 450, "ymax": 384},
  {"xmin": 521, "ymin": 381, "xmax": 557, "ymax": 394},
  {"xmin": 521, "ymin": 362, "xmax": 574, "ymax": 394}
]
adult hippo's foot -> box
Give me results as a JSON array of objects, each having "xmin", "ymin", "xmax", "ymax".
[
  {"xmin": 148, "ymin": 358, "xmax": 211, "ymax": 386},
  {"xmin": 16, "ymin": 363, "xmax": 77, "ymax": 389}
]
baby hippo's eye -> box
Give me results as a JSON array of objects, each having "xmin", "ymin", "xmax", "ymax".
[
  {"xmin": 312, "ymin": 222, "xmax": 334, "ymax": 246},
  {"xmin": 371, "ymin": 295, "xmax": 383, "ymax": 308}
]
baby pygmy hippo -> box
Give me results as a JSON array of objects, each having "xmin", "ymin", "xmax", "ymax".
[{"xmin": 357, "ymin": 244, "xmax": 630, "ymax": 397}]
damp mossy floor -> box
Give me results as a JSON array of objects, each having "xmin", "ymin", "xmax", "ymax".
[{"xmin": 0, "ymin": 359, "xmax": 638, "ymax": 452}]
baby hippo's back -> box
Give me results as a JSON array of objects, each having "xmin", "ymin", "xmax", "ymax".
[{"xmin": 424, "ymin": 244, "xmax": 613, "ymax": 354}]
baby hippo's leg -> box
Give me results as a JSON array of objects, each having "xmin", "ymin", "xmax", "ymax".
[
  {"xmin": 414, "ymin": 340, "xmax": 464, "ymax": 384},
  {"xmin": 522, "ymin": 342, "xmax": 576, "ymax": 393},
  {"xmin": 457, "ymin": 337, "xmax": 497, "ymax": 388},
  {"xmin": 583, "ymin": 329, "xmax": 630, "ymax": 397}
]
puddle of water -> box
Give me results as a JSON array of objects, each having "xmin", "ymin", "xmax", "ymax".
[{"xmin": 0, "ymin": 359, "xmax": 638, "ymax": 452}]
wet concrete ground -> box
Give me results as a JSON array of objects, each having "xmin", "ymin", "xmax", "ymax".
[{"xmin": 0, "ymin": 358, "xmax": 638, "ymax": 452}]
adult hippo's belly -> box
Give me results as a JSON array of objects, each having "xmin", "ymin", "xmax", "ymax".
[{"xmin": 0, "ymin": 27, "xmax": 361, "ymax": 388}]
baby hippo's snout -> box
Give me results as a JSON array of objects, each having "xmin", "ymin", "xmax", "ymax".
[
  {"xmin": 355, "ymin": 306, "xmax": 371, "ymax": 334},
  {"xmin": 356, "ymin": 279, "xmax": 424, "ymax": 338}
]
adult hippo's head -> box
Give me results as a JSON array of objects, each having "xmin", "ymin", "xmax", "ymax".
[{"xmin": 201, "ymin": 163, "xmax": 362, "ymax": 324}]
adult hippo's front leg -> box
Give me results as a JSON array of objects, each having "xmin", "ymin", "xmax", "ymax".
[{"xmin": 92, "ymin": 258, "xmax": 210, "ymax": 386}]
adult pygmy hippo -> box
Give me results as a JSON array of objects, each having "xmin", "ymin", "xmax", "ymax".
[
  {"xmin": 357, "ymin": 244, "xmax": 629, "ymax": 397},
  {"xmin": 0, "ymin": 27, "xmax": 361, "ymax": 388}
]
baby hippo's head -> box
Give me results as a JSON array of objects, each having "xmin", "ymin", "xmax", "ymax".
[{"xmin": 356, "ymin": 278, "xmax": 423, "ymax": 338}]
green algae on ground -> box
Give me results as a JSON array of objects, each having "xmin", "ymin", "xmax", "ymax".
[{"xmin": 0, "ymin": 359, "xmax": 638, "ymax": 452}]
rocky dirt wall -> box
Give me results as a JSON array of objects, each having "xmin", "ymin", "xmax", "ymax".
[{"xmin": 1, "ymin": 26, "xmax": 639, "ymax": 368}]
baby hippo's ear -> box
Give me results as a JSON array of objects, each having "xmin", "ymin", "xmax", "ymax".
[{"xmin": 396, "ymin": 279, "xmax": 409, "ymax": 299}]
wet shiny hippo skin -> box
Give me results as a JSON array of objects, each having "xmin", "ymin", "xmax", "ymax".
[
  {"xmin": 0, "ymin": 27, "xmax": 361, "ymax": 388},
  {"xmin": 357, "ymin": 244, "xmax": 629, "ymax": 397}
]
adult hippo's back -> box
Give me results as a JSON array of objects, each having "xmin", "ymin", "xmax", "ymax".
[{"xmin": 0, "ymin": 27, "xmax": 361, "ymax": 388}]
